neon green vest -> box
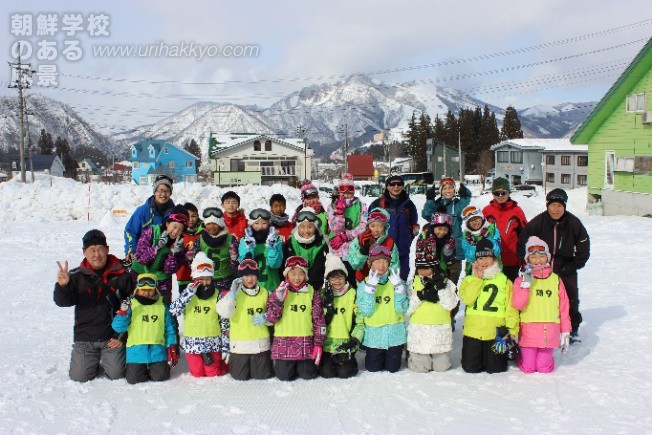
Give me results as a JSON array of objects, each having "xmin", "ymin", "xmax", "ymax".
[
  {"xmin": 275, "ymin": 286, "xmax": 314, "ymax": 337},
  {"xmin": 130, "ymin": 225, "xmax": 170, "ymax": 281},
  {"xmin": 344, "ymin": 201, "xmax": 362, "ymax": 231},
  {"xmin": 230, "ymin": 288, "xmax": 270, "ymax": 341},
  {"xmin": 127, "ymin": 298, "xmax": 166, "ymax": 347},
  {"xmin": 290, "ymin": 237, "xmax": 325, "ymax": 267},
  {"xmin": 316, "ymin": 211, "xmax": 329, "ymax": 235},
  {"xmin": 520, "ymin": 274, "xmax": 561, "ymax": 323},
  {"xmin": 465, "ymin": 273, "xmax": 509, "ymax": 319},
  {"xmin": 364, "ymin": 281, "xmax": 405, "ymax": 328},
  {"xmin": 409, "ymin": 276, "xmax": 451, "ymax": 325},
  {"xmin": 327, "ymin": 289, "xmax": 356, "ymax": 340},
  {"xmin": 254, "ymin": 243, "xmax": 280, "ymax": 291},
  {"xmin": 200, "ymin": 234, "xmax": 234, "ymax": 279},
  {"xmin": 183, "ymin": 292, "xmax": 220, "ymax": 338}
]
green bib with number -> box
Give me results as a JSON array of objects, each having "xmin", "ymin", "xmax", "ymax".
[
  {"xmin": 130, "ymin": 225, "xmax": 170, "ymax": 281},
  {"xmin": 254, "ymin": 243, "xmax": 280, "ymax": 292},
  {"xmin": 316, "ymin": 211, "xmax": 329, "ymax": 235},
  {"xmin": 409, "ymin": 276, "xmax": 451, "ymax": 325},
  {"xmin": 520, "ymin": 274, "xmax": 560, "ymax": 323},
  {"xmin": 200, "ymin": 234, "xmax": 233, "ymax": 279},
  {"xmin": 364, "ymin": 281, "xmax": 405, "ymax": 328},
  {"xmin": 231, "ymin": 288, "xmax": 270, "ymax": 341},
  {"xmin": 275, "ymin": 286, "xmax": 314, "ymax": 337},
  {"xmin": 465, "ymin": 273, "xmax": 509, "ymax": 319},
  {"xmin": 344, "ymin": 201, "xmax": 362, "ymax": 231},
  {"xmin": 183, "ymin": 292, "xmax": 220, "ymax": 338},
  {"xmin": 290, "ymin": 237, "xmax": 325, "ymax": 267},
  {"xmin": 127, "ymin": 298, "xmax": 166, "ymax": 347},
  {"xmin": 327, "ymin": 289, "xmax": 356, "ymax": 340}
]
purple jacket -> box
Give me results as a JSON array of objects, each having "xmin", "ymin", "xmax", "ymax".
[
  {"xmin": 266, "ymin": 281, "xmax": 325, "ymax": 360},
  {"xmin": 135, "ymin": 226, "xmax": 183, "ymax": 299}
]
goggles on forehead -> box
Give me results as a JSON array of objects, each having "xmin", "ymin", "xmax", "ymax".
[
  {"xmin": 295, "ymin": 210, "xmax": 319, "ymax": 224},
  {"xmin": 136, "ymin": 274, "xmax": 158, "ymax": 289},
  {"xmin": 301, "ymin": 188, "xmax": 319, "ymax": 198},
  {"xmin": 202, "ymin": 207, "xmax": 223, "ymax": 219},
  {"xmin": 339, "ymin": 185, "xmax": 355, "ymax": 193},
  {"xmin": 167, "ymin": 213, "xmax": 189, "ymax": 226},
  {"xmin": 249, "ymin": 208, "xmax": 272, "ymax": 221},
  {"xmin": 527, "ymin": 245, "xmax": 547, "ymax": 254},
  {"xmin": 195, "ymin": 263, "xmax": 214, "ymax": 272},
  {"xmin": 286, "ymin": 256, "xmax": 308, "ymax": 269},
  {"xmin": 431, "ymin": 213, "xmax": 453, "ymax": 226}
]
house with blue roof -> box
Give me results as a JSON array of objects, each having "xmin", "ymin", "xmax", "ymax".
[{"xmin": 129, "ymin": 140, "xmax": 198, "ymax": 185}]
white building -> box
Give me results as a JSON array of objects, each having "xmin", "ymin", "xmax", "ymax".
[{"xmin": 209, "ymin": 133, "xmax": 313, "ymax": 186}]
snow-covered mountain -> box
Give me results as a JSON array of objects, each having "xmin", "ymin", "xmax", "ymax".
[
  {"xmin": 0, "ymin": 94, "xmax": 115, "ymax": 154},
  {"xmin": 518, "ymin": 102, "xmax": 597, "ymax": 138}
]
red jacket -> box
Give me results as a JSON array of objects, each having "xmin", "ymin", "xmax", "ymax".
[
  {"xmin": 175, "ymin": 231, "xmax": 202, "ymax": 283},
  {"xmin": 483, "ymin": 199, "xmax": 527, "ymax": 267},
  {"xmin": 224, "ymin": 210, "xmax": 248, "ymax": 241}
]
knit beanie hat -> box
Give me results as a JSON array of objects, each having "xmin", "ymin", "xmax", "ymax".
[
  {"xmin": 338, "ymin": 173, "xmax": 355, "ymax": 191},
  {"xmin": 153, "ymin": 175, "xmax": 173, "ymax": 194},
  {"xmin": 367, "ymin": 243, "xmax": 392, "ymax": 266},
  {"xmin": 82, "ymin": 229, "xmax": 108, "ymax": 250},
  {"xmin": 491, "ymin": 177, "xmax": 510, "ymax": 192},
  {"xmin": 165, "ymin": 205, "xmax": 189, "ymax": 227},
  {"xmin": 191, "ymin": 252, "xmax": 214, "ymax": 279},
  {"xmin": 283, "ymin": 256, "xmax": 309, "ymax": 278},
  {"xmin": 475, "ymin": 238, "xmax": 495, "ymax": 259},
  {"xmin": 238, "ymin": 258, "xmax": 260, "ymax": 278},
  {"xmin": 524, "ymin": 236, "xmax": 551, "ymax": 263},
  {"xmin": 462, "ymin": 205, "xmax": 485, "ymax": 229},
  {"xmin": 367, "ymin": 208, "xmax": 389, "ymax": 227},
  {"xmin": 300, "ymin": 179, "xmax": 319, "ymax": 199},
  {"xmin": 440, "ymin": 177, "xmax": 455, "ymax": 192},
  {"xmin": 546, "ymin": 188, "xmax": 568, "ymax": 208},
  {"xmin": 385, "ymin": 174, "xmax": 404, "ymax": 187},
  {"xmin": 415, "ymin": 237, "xmax": 438, "ymax": 268},
  {"xmin": 324, "ymin": 253, "xmax": 348, "ymax": 278}
]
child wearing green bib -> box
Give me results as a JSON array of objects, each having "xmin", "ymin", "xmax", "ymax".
[
  {"xmin": 356, "ymin": 244, "xmax": 408, "ymax": 373},
  {"xmin": 112, "ymin": 273, "xmax": 178, "ymax": 384},
  {"xmin": 319, "ymin": 254, "xmax": 364, "ymax": 378},
  {"xmin": 283, "ymin": 207, "xmax": 328, "ymax": 291},
  {"xmin": 217, "ymin": 259, "xmax": 274, "ymax": 380},
  {"xmin": 459, "ymin": 239, "xmax": 519, "ymax": 374},
  {"xmin": 170, "ymin": 252, "xmax": 230, "ymax": 378},
  {"xmin": 238, "ymin": 209, "xmax": 284, "ymax": 292},
  {"xmin": 407, "ymin": 240, "xmax": 459, "ymax": 373},
  {"xmin": 265, "ymin": 256, "xmax": 326, "ymax": 381}
]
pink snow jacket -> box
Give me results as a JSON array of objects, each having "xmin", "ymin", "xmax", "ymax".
[{"xmin": 512, "ymin": 266, "xmax": 571, "ymax": 348}]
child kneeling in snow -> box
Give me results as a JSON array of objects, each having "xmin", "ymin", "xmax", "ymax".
[
  {"xmin": 112, "ymin": 273, "xmax": 178, "ymax": 384},
  {"xmin": 356, "ymin": 244, "xmax": 408, "ymax": 373},
  {"xmin": 407, "ymin": 239, "xmax": 459, "ymax": 372},
  {"xmin": 265, "ymin": 256, "xmax": 326, "ymax": 381},
  {"xmin": 170, "ymin": 252, "xmax": 230, "ymax": 378},
  {"xmin": 512, "ymin": 236, "xmax": 571, "ymax": 374},
  {"xmin": 459, "ymin": 239, "xmax": 519, "ymax": 374},
  {"xmin": 216, "ymin": 259, "xmax": 274, "ymax": 381},
  {"xmin": 319, "ymin": 254, "xmax": 364, "ymax": 379}
]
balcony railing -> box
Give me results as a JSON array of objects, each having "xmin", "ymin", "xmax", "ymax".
[{"xmin": 261, "ymin": 166, "xmax": 296, "ymax": 176}]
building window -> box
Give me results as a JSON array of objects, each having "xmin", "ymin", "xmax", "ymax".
[
  {"xmin": 561, "ymin": 155, "xmax": 571, "ymax": 165},
  {"xmin": 577, "ymin": 175, "xmax": 587, "ymax": 186},
  {"xmin": 139, "ymin": 175, "xmax": 146, "ymax": 184},
  {"xmin": 186, "ymin": 160, "xmax": 193, "ymax": 168},
  {"xmin": 12, "ymin": 161, "xmax": 17, "ymax": 170},
  {"xmin": 577, "ymin": 155, "xmax": 588, "ymax": 166},
  {"xmin": 546, "ymin": 155, "xmax": 555, "ymax": 165},
  {"xmin": 497, "ymin": 151, "xmax": 509, "ymax": 163},
  {"xmin": 605, "ymin": 151, "xmax": 615, "ymax": 188},
  {"xmin": 164, "ymin": 147, "xmax": 169, "ymax": 154},
  {"xmin": 133, "ymin": 162, "xmax": 139, "ymax": 169},
  {"xmin": 168, "ymin": 161, "xmax": 175, "ymax": 169},
  {"xmin": 510, "ymin": 151, "xmax": 523, "ymax": 163},
  {"xmin": 265, "ymin": 140, "xmax": 272, "ymax": 151},
  {"xmin": 626, "ymin": 93, "xmax": 645, "ymax": 112},
  {"xmin": 561, "ymin": 174, "xmax": 571, "ymax": 184},
  {"xmin": 546, "ymin": 172, "xmax": 555, "ymax": 183},
  {"xmin": 131, "ymin": 148, "xmax": 137, "ymax": 157},
  {"xmin": 254, "ymin": 140, "xmax": 261, "ymax": 151}
]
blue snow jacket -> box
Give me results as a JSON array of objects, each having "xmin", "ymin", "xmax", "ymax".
[
  {"xmin": 421, "ymin": 184, "xmax": 472, "ymax": 260},
  {"xmin": 124, "ymin": 196, "xmax": 174, "ymax": 256}
]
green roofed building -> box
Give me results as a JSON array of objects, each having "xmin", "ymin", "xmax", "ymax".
[{"xmin": 571, "ymin": 37, "xmax": 652, "ymax": 216}]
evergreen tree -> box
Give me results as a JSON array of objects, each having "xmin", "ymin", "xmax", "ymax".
[
  {"xmin": 55, "ymin": 136, "xmax": 77, "ymax": 178},
  {"xmin": 184, "ymin": 138, "xmax": 202, "ymax": 162},
  {"xmin": 38, "ymin": 129, "xmax": 54, "ymax": 155},
  {"xmin": 433, "ymin": 115, "xmax": 446, "ymax": 144},
  {"xmin": 403, "ymin": 112, "xmax": 420, "ymax": 170},
  {"xmin": 500, "ymin": 106, "xmax": 524, "ymax": 140},
  {"xmin": 414, "ymin": 113, "xmax": 432, "ymax": 172},
  {"xmin": 443, "ymin": 110, "xmax": 458, "ymax": 149}
]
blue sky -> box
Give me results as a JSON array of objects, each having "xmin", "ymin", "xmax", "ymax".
[{"xmin": 1, "ymin": 0, "xmax": 650, "ymax": 134}]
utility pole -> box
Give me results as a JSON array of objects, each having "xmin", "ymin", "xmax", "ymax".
[
  {"xmin": 458, "ymin": 125, "xmax": 463, "ymax": 182},
  {"xmin": 296, "ymin": 125, "xmax": 307, "ymax": 180},
  {"xmin": 339, "ymin": 123, "xmax": 349, "ymax": 174},
  {"xmin": 24, "ymin": 98, "xmax": 35, "ymax": 183},
  {"xmin": 7, "ymin": 44, "xmax": 35, "ymax": 183}
]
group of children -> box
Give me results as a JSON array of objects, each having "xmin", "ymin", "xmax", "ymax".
[{"xmin": 116, "ymin": 179, "xmax": 571, "ymax": 384}]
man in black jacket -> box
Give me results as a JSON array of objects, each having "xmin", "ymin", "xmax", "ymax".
[
  {"xmin": 517, "ymin": 189, "xmax": 590, "ymax": 343},
  {"xmin": 54, "ymin": 229, "xmax": 133, "ymax": 382}
]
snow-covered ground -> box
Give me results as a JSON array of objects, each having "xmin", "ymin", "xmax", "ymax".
[{"xmin": 1, "ymin": 176, "xmax": 651, "ymax": 433}]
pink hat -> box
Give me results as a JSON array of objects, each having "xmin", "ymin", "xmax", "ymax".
[
  {"xmin": 300, "ymin": 179, "xmax": 319, "ymax": 199},
  {"xmin": 338, "ymin": 173, "xmax": 355, "ymax": 189}
]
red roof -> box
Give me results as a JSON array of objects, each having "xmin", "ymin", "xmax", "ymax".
[{"xmin": 347, "ymin": 155, "xmax": 374, "ymax": 177}]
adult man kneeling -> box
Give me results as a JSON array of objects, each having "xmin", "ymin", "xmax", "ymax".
[{"xmin": 54, "ymin": 229, "xmax": 133, "ymax": 382}]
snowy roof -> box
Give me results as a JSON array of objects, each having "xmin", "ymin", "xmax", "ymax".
[
  {"xmin": 131, "ymin": 140, "xmax": 198, "ymax": 162},
  {"xmin": 80, "ymin": 158, "xmax": 99, "ymax": 170},
  {"xmin": 210, "ymin": 133, "xmax": 307, "ymax": 157},
  {"xmin": 0, "ymin": 154, "xmax": 60, "ymax": 171},
  {"xmin": 491, "ymin": 139, "xmax": 587, "ymax": 153}
]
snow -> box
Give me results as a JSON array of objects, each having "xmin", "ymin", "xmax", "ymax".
[{"xmin": 1, "ymin": 177, "xmax": 651, "ymax": 433}]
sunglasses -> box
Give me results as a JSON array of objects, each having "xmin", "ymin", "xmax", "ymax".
[
  {"xmin": 527, "ymin": 245, "xmax": 547, "ymax": 254},
  {"xmin": 492, "ymin": 190, "xmax": 508, "ymax": 197},
  {"xmin": 339, "ymin": 186, "xmax": 355, "ymax": 193},
  {"xmin": 388, "ymin": 182, "xmax": 404, "ymax": 187},
  {"xmin": 136, "ymin": 275, "xmax": 158, "ymax": 289},
  {"xmin": 285, "ymin": 256, "xmax": 308, "ymax": 269},
  {"xmin": 249, "ymin": 208, "xmax": 272, "ymax": 221},
  {"xmin": 202, "ymin": 207, "xmax": 223, "ymax": 219},
  {"xmin": 295, "ymin": 210, "xmax": 320, "ymax": 224}
]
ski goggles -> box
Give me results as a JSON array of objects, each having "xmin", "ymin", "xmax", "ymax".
[
  {"xmin": 195, "ymin": 263, "xmax": 214, "ymax": 273},
  {"xmin": 440, "ymin": 177, "xmax": 455, "ymax": 189},
  {"xmin": 338, "ymin": 185, "xmax": 355, "ymax": 193},
  {"xmin": 167, "ymin": 213, "xmax": 189, "ymax": 226},
  {"xmin": 301, "ymin": 187, "xmax": 319, "ymax": 198},
  {"xmin": 462, "ymin": 205, "xmax": 479, "ymax": 219},
  {"xmin": 249, "ymin": 208, "xmax": 272, "ymax": 221},
  {"xmin": 295, "ymin": 210, "xmax": 319, "ymax": 224},
  {"xmin": 238, "ymin": 258, "xmax": 259, "ymax": 274},
  {"xmin": 430, "ymin": 213, "xmax": 453, "ymax": 226},
  {"xmin": 285, "ymin": 256, "xmax": 308, "ymax": 269},
  {"xmin": 136, "ymin": 274, "xmax": 158, "ymax": 289},
  {"xmin": 527, "ymin": 245, "xmax": 547, "ymax": 255},
  {"xmin": 368, "ymin": 210, "xmax": 388, "ymax": 224},
  {"xmin": 202, "ymin": 207, "xmax": 223, "ymax": 219},
  {"xmin": 492, "ymin": 190, "xmax": 509, "ymax": 197}
]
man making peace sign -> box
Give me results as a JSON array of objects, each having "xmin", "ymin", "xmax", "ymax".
[{"xmin": 54, "ymin": 230, "xmax": 134, "ymax": 382}]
